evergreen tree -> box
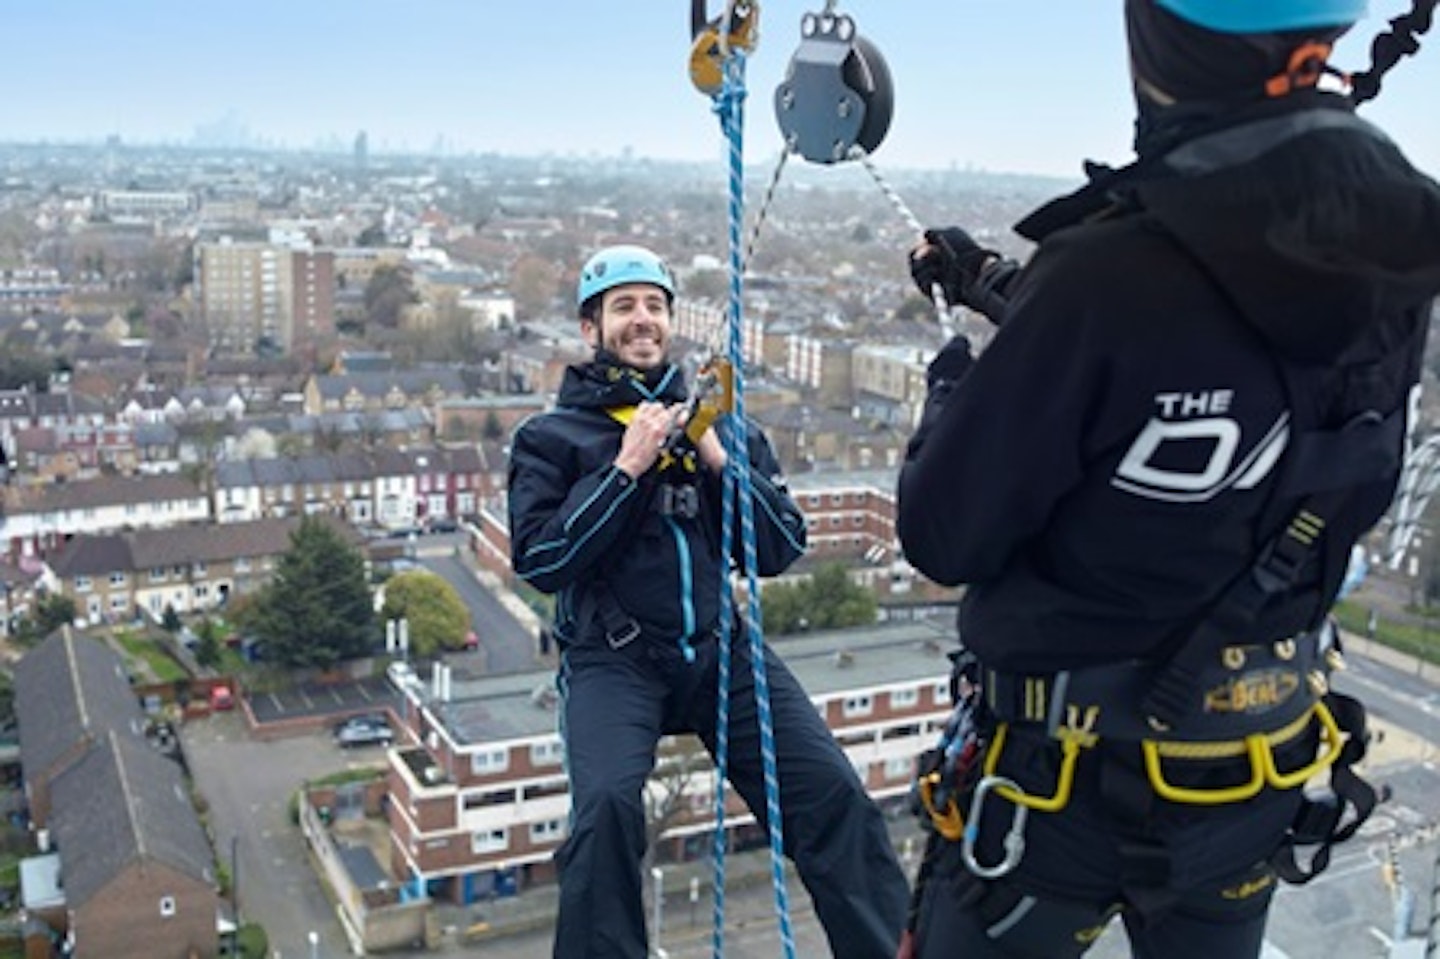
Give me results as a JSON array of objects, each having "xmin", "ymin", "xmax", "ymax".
[{"xmin": 244, "ymin": 517, "xmax": 377, "ymax": 669}]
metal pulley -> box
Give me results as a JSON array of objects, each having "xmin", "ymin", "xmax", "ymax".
[{"xmin": 773, "ymin": 10, "xmax": 894, "ymax": 164}]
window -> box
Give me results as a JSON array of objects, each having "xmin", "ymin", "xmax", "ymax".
[
  {"xmin": 75, "ymin": 576, "xmax": 92, "ymax": 593},
  {"xmin": 530, "ymin": 819, "xmax": 565, "ymax": 843},
  {"xmin": 530, "ymin": 740, "xmax": 564, "ymax": 766},
  {"xmin": 470, "ymin": 748, "xmax": 509, "ymax": 776},
  {"xmin": 884, "ymin": 757, "xmax": 913, "ymax": 780},
  {"xmin": 934, "ymin": 681, "xmax": 951, "ymax": 705},
  {"xmin": 891, "ymin": 687, "xmax": 919, "ymax": 709},
  {"xmin": 842, "ymin": 695, "xmax": 873, "ymax": 718},
  {"xmin": 471, "ymin": 828, "xmax": 508, "ymax": 854},
  {"xmin": 109, "ymin": 571, "xmax": 126, "ymax": 587},
  {"xmin": 235, "ymin": 557, "xmax": 251, "ymax": 573},
  {"xmin": 463, "ymin": 789, "xmax": 516, "ymax": 810},
  {"xmin": 523, "ymin": 779, "xmax": 569, "ymax": 801},
  {"xmin": 159, "ymin": 896, "xmax": 176, "ymax": 918},
  {"xmin": 149, "ymin": 567, "xmax": 167, "ymax": 582}
]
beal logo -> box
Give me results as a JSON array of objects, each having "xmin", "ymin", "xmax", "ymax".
[{"xmin": 1113, "ymin": 390, "xmax": 1289, "ymax": 503}]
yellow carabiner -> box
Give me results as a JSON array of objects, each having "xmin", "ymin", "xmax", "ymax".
[
  {"xmin": 690, "ymin": 1, "xmax": 760, "ymax": 96},
  {"xmin": 916, "ymin": 771, "xmax": 965, "ymax": 842}
]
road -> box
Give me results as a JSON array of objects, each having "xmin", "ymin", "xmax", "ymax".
[
  {"xmin": 419, "ymin": 551, "xmax": 539, "ymax": 674},
  {"xmin": 181, "ymin": 711, "xmax": 386, "ymax": 959}
]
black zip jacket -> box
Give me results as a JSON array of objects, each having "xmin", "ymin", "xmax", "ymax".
[
  {"xmin": 509, "ymin": 358, "xmax": 807, "ymax": 647},
  {"xmin": 899, "ymin": 97, "xmax": 1440, "ymax": 672}
]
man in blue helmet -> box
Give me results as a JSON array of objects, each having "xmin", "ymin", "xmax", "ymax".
[
  {"xmin": 897, "ymin": 1, "xmax": 1440, "ymax": 957},
  {"xmin": 508, "ymin": 244, "xmax": 909, "ymax": 958}
]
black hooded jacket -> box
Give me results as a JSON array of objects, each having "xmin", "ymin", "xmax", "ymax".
[
  {"xmin": 898, "ymin": 96, "xmax": 1440, "ymax": 672},
  {"xmin": 509, "ymin": 358, "xmax": 806, "ymax": 649}
]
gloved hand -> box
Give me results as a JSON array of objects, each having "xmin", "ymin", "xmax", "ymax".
[
  {"xmin": 926, "ymin": 334, "xmax": 974, "ymax": 389},
  {"xmin": 909, "ymin": 227, "xmax": 997, "ymax": 306}
]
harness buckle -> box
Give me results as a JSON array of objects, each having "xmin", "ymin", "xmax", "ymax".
[
  {"xmin": 606, "ymin": 620, "xmax": 641, "ymax": 650},
  {"xmin": 658, "ymin": 484, "xmax": 700, "ymax": 518}
]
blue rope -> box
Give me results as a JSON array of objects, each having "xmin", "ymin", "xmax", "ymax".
[{"xmin": 709, "ymin": 47, "xmax": 796, "ymax": 959}]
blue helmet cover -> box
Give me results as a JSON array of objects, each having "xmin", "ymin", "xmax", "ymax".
[
  {"xmin": 1155, "ymin": 0, "xmax": 1367, "ymax": 32},
  {"xmin": 577, "ymin": 245, "xmax": 676, "ymax": 308}
]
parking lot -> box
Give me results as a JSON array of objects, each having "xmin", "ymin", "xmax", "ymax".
[{"xmin": 245, "ymin": 674, "xmax": 397, "ymax": 724}]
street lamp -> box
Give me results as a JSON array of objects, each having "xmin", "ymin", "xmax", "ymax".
[
  {"xmin": 307, "ymin": 930, "xmax": 318, "ymax": 959},
  {"xmin": 650, "ymin": 866, "xmax": 665, "ymax": 956}
]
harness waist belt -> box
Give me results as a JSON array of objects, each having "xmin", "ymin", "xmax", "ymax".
[{"xmin": 985, "ymin": 628, "xmax": 1327, "ymax": 742}]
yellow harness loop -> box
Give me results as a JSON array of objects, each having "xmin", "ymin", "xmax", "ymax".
[
  {"xmin": 978, "ymin": 700, "xmax": 1339, "ymax": 814},
  {"xmin": 1142, "ymin": 700, "xmax": 1343, "ymax": 805},
  {"xmin": 982, "ymin": 704, "xmax": 1098, "ymax": 814}
]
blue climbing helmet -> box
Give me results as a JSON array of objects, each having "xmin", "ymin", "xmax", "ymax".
[
  {"xmin": 576, "ymin": 245, "xmax": 676, "ymax": 311},
  {"xmin": 1154, "ymin": 0, "xmax": 1367, "ymax": 33}
]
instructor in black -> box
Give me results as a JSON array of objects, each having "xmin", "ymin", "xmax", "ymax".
[
  {"xmin": 508, "ymin": 244, "xmax": 908, "ymax": 958},
  {"xmin": 897, "ymin": 2, "xmax": 1440, "ymax": 957}
]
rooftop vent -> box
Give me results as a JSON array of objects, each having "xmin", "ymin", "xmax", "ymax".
[{"xmin": 834, "ymin": 650, "xmax": 855, "ymax": 669}]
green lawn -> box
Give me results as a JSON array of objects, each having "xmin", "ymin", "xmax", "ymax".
[
  {"xmin": 1333, "ymin": 598, "xmax": 1440, "ymax": 666},
  {"xmin": 111, "ymin": 630, "xmax": 188, "ymax": 683}
]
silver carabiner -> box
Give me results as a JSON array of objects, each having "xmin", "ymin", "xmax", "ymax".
[{"xmin": 962, "ymin": 775, "xmax": 1029, "ymax": 880}]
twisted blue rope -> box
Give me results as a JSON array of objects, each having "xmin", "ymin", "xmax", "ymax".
[{"xmin": 709, "ymin": 49, "xmax": 795, "ymax": 959}]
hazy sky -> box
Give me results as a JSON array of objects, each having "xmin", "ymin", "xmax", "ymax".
[{"xmin": 5, "ymin": 2, "xmax": 1438, "ymax": 179}]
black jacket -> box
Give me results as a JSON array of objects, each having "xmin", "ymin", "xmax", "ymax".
[
  {"xmin": 509, "ymin": 358, "xmax": 806, "ymax": 648},
  {"xmin": 899, "ymin": 97, "xmax": 1440, "ymax": 672}
]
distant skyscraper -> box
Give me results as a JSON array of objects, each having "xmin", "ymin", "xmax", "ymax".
[{"xmin": 354, "ymin": 131, "xmax": 369, "ymax": 170}]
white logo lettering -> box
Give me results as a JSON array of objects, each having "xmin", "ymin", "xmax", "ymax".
[{"xmin": 1112, "ymin": 394, "xmax": 1288, "ymax": 503}]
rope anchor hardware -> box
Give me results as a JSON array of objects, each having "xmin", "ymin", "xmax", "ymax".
[
  {"xmin": 690, "ymin": 0, "xmax": 760, "ymax": 96},
  {"xmin": 773, "ymin": 9, "xmax": 894, "ymax": 164}
]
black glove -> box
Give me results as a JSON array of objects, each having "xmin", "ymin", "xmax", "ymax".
[
  {"xmin": 909, "ymin": 227, "xmax": 996, "ymax": 308},
  {"xmin": 926, "ymin": 334, "xmax": 974, "ymax": 388}
]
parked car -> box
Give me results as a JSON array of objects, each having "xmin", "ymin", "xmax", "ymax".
[
  {"xmin": 333, "ymin": 715, "xmax": 394, "ymax": 748},
  {"xmin": 426, "ymin": 517, "xmax": 460, "ymax": 534},
  {"xmin": 387, "ymin": 660, "xmax": 421, "ymax": 692}
]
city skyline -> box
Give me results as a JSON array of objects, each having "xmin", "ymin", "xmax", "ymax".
[{"xmin": 5, "ymin": 2, "xmax": 1439, "ymax": 180}]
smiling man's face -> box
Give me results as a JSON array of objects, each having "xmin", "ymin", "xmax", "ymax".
[{"xmin": 584, "ymin": 281, "xmax": 672, "ymax": 370}]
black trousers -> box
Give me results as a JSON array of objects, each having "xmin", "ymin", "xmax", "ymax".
[
  {"xmin": 910, "ymin": 728, "xmax": 1307, "ymax": 959},
  {"xmin": 553, "ymin": 631, "xmax": 909, "ymax": 959}
]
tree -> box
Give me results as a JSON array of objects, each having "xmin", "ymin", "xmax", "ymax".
[
  {"xmin": 804, "ymin": 563, "xmax": 878, "ymax": 629},
  {"xmin": 380, "ymin": 570, "xmax": 470, "ymax": 659},
  {"xmin": 761, "ymin": 563, "xmax": 877, "ymax": 635},
  {"xmin": 364, "ymin": 264, "xmax": 418, "ymax": 329},
  {"xmin": 195, "ymin": 617, "xmax": 223, "ymax": 669},
  {"xmin": 14, "ymin": 593, "xmax": 78, "ymax": 647},
  {"xmin": 240, "ymin": 517, "xmax": 377, "ymax": 669}
]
